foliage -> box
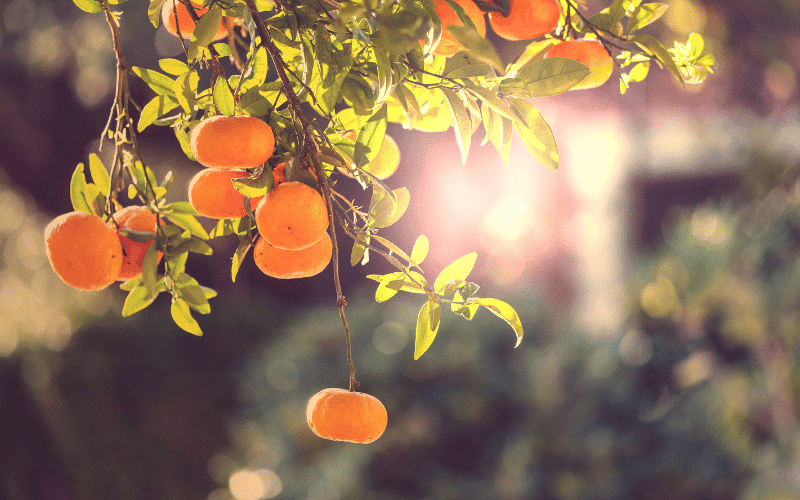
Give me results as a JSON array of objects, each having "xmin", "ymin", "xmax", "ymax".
[{"xmin": 63, "ymin": 0, "xmax": 713, "ymax": 363}]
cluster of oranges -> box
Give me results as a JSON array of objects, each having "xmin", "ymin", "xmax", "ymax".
[
  {"xmin": 44, "ymin": 205, "xmax": 159, "ymax": 291},
  {"xmin": 186, "ymin": 114, "xmax": 334, "ymax": 280},
  {"xmin": 433, "ymin": 0, "xmax": 614, "ymax": 90}
]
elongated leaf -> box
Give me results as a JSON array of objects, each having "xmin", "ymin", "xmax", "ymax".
[
  {"xmin": 371, "ymin": 235, "xmax": 414, "ymax": 264},
  {"xmin": 410, "ymin": 235, "xmax": 429, "ymax": 266},
  {"xmin": 369, "ymin": 187, "xmax": 410, "ymax": 229},
  {"xmin": 446, "ymin": 25, "xmax": 503, "ymax": 72},
  {"xmin": 139, "ymin": 95, "xmax": 180, "ymax": 132},
  {"xmin": 213, "ymin": 77, "xmax": 235, "ymax": 116},
  {"xmin": 73, "ymin": 0, "xmax": 102, "ymax": 13},
  {"xmin": 88, "ymin": 154, "xmax": 110, "ymax": 198},
  {"xmin": 187, "ymin": 5, "xmax": 224, "ymax": 62},
  {"xmin": 509, "ymin": 99, "xmax": 559, "ymax": 171},
  {"xmin": 231, "ymin": 167, "xmax": 273, "ymax": 198},
  {"xmin": 354, "ymin": 104, "xmax": 388, "ymax": 167},
  {"xmin": 131, "ymin": 67, "xmax": 176, "ymax": 96},
  {"xmin": 180, "ymin": 284, "xmax": 211, "ymax": 314},
  {"xmin": 159, "ymin": 58, "xmax": 190, "ymax": 75},
  {"xmin": 515, "ymin": 57, "xmax": 590, "ymax": 96},
  {"xmin": 414, "ymin": 299, "xmax": 441, "ymax": 359},
  {"xmin": 350, "ymin": 233, "xmax": 369, "ymax": 266},
  {"xmin": 462, "ymin": 81, "xmax": 521, "ymax": 124},
  {"xmin": 473, "ymin": 297, "xmax": 523, "ymax": 346},
  {"xmin": 375, "ymin": 273, "xmax": 402, "ymax": 303},
  {"xmin": 122, "ymin": 285, "xmax": 159, "ymax": 317},
  {"xmin": 174, "ymin": 71, "xmax": 198, "ymax": 114},
  {"xmin": 171, "ymin": 299, "xmax": 203, "ymax": 336},
  {"xmin": 148, "ymin": 0, "xmax": 167, "ymax": 27},
  {"xmin": 231, "ymin": 237, "xmax": 252, "ymax": 282},
  {"xmin": 433, "ymin": 252, "xmax": 477, "ymax": 292},
  {"xmin": 443, "ymin": 52, "xmax": 491, "ymax": 79},
  {"xmin": 165, "ymin": 212, "xmax": 209, "ymax": 240},
  {"xmin": 141, "ymin": 242, "xmax": 160, "ymax": 297},
  {"xmin": 630, "ymin": 34, "xmax": 685, "ymax": 86},
  {"xmin": 70, "ymin": 163, "xmax": 93, "ymax": 215},
  {"xmin": 628, "ymin": 3, "xmax": 669, "ymax": 32},
  {"xmin": 372, "ymin": 48, "xmax": 393, "ymax": 106},
  {"xmin": 441, "ymin": 88, "xmax": 472, "ymax": 165}
]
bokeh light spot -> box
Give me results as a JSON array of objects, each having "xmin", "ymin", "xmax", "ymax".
[
  {"xmin": 228, "ymin": 469, "xmax": 282, "ymax": 500},
  {"xmin": 372, "ymin": 321, "xmax": 408, "ymax": 355}
]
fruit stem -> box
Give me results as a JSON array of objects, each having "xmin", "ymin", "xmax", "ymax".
[{"xmin": 244, "ymin": 0, "xmax": 359, "ymax": 390}]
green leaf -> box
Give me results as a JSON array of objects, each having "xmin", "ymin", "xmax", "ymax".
[
  {"xmin": 369, "ymin": 187, "xmax": 410, "ymax": 229},
  {"xmin": 630, "ymin": 34, "xmax": 685, "ymax": 86},
  {"xmin": 627, "ymin": 3, "xmax": 669, "ymax": 33},
  {"xmin": 84, "ymin": 184, "xmax": 105, "ymax": 217},
  {"xmin": 451, "ymin": 290, "xmax": 479, "ymax": 320},
  {"xmin": 180, "ymin": 284, "xmax": 211, "ymax": 314},
  {"xmin": 148, "ymin": 0, "xmax": 167, "ymax": 27},
  {"xmin": 370, "ymin": 235, "xmax": 415, "ymax": 264},
  {"xmin": 175, "ymin": 127, "xmax": 195, "ymax": 161},
  {"xmin": 174, "ymin": 71, "xmax": 199, "ymax": 115},
  {"xmin": 443, "ymin": 52, "xmax": 491, "ymax": 79},
  {"xmin": 119, "ymin": 276, "xmax": 142, "ymax": 292},
  {"xmin": 410, "ymin": 235, "xmax": 429, "ymax": 266},
  {"xmin": 354, "ymin": 104, "xmax": 388, "ymax": 168},
  {"xmin": 433, "ymin": 252, "xmax": 477, "ymax": 292},
  {"xmin": 139, "ymin": 95, "xmax": 180, "ymax": 132},
  {"xmin": 171, "ymin": 299, "xmax": 203, "ymax": 336},
  {"xmin": 242, "ymin": 47, "xmax": 269, "ymax": 91},
  {"xmin": 375, "ymin": 274, "xmax": 402, "ymax": 303},
  {"xmin": 446, "ymin": 25, "xmax": 503, "ymax": 72},
  {"xmin": 231, "ymin": 237, "xmax": 252, "ymax": 282},
  {"xmin": 514, "ymin": 57, "xmax": 590, "ymax": 97},
  {"xmin": 141, "ymin": 242, "xmax": 160, "ymax": 297},
  {"xmin": 213, "ymin": 77, "xmax": 236, "ymax": 116},
  {"xmin": 372, "ymin": 48, "xmax": 394, "ymax": 106},
  {"xmin": 505, "ymin": 39, "xmax": 557, "ymax": 76},
  {"xmin": 88, "ymin": 154, "xmax": 110, "ymax": 198},
  {"xmin": 73, "ymin": 0, "xmax": 102, "ymax": 13},
  {"xmin": 350, "ymin": 233, "xmax": 369, "ymax": 266},
  {"xmin": 165, "ymin": 212, "xmax": 210, "ymax": 240},
  {"xmin": 473, "ymin": 298, "xmax": 523, "ymax": 346},
  {"xmin": 231, "ymin": 167, "xmax": 273, "ymax": 198},
  {"xmin": 187, "ymin": 5, "xmax": 224, "ymax": 62},
  {"xmin": 163, "ymin": 201, "xmax": 199, "ymax": 215},
  {"xmin": 441, "ymin": 88, "xmax": 472, "ymax": 165},
  {"xmin": 70, "ymin": 163, "xmax": 93, "ymax": 215},
  {"xmin": 414, "ymin": 299, "xmax": 441, "ymax": 359},
  {"xmin": 131, "ymin": 67, "xmax": 176, "ymax": 97},
  {"xmin": 159, "ymin": 58, "xmax": 190, "ymax": 76},
  {"xmin": 509, "ymin": 99, "xmax": 559, "ymax": 172},
  {"xmin": 122, "ymin": 285, "xmax": 160, "ymax": 317},
  {"xmin": 118, "ymin": 228, "xmax": 157, "ymax": 243},
  {"xmin": 462, "ymin": 81, "xmax": 521, "ymax": 124}
]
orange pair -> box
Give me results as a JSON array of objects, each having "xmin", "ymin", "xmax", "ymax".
[{"xmin": 44, "ymin": 206, "xmax": 159, "ymax": 291}]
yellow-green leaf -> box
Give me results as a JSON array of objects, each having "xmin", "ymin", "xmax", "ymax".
[
  {"xmin": 171, "ymin": 299, "xmax": 203, "ymax": 336},
  {"xmin": 473, "ymin": 297, "xmax": 523, "ymax": 346},
  {"xmin": 433, "ymin": 252, "xmax": 477, "ymax": 292},
  {"xmin": 414, "ymin": 299, "xmax": 441, "ymax": 359}
]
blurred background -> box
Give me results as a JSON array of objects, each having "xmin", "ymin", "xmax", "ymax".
[{"xmin": 1, "ymin": 0, "xmax": 800, "ymax": 498}]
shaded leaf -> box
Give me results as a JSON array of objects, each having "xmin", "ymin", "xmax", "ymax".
[
  {"xmin": 414, "ymin": 299, "xmax": 441, "ymax": 359},
  {"xmin": 131, "ymin": 67, "xmax": 176, "ymax": 96}
]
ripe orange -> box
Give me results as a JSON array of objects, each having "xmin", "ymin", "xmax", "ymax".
[
  {"xmin": 544, "ymin": 39, "xmax": 614, "ymax": 90},
  {"xmin": 253, "ymin": 232, "xmax": 332, "ymax": 279},
  {"xmin": 306, "ymin": 388, "xmax": 388, "ymax": 444},
  {"xmin": 162, "ymin": 1, "xmax": 229, "ymax": 41},
  {"xmin": 44, "ymin": 211, "xmax": 122, "ymax": 291},
  {"xmin": 112, "ymin": 206, "xmax": 161, "ymax": 280},
  {"xmin": 161, "ymin": 0, "xmax": 229, "ymax": 41},
  {"xmin": 190, "ymin": 115, "xmax": 275, "ymax": 169},
  {"xmin": 188, "ymin": 168, "xmax": 263, "ymax": 219},
  {"xmin": 488, "ymin": 0, "xmax": 561, "ymax": 41},
  {"xmin": 432, "ymin": 0, "xmax": 487, "ymax": 57},
  {"xmin": 254, "ymin": 181, "xmax": 329, "ymax": 250}
]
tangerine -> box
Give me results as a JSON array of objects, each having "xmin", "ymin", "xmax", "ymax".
[
  {"xmin": 44, "ymin": 211, "xmax": 122, "ymax": 291},
  {"xmin": 161, "ymin": 0, "xmax": 229, "ymax": 41},
  {"xmin": 306, "ymin": 388, "xmax": 388, "ymax": 444},
  {"xmin": 112, "ymin": 205, "xmax": 161, "ymax": 280},
  {"xmin": 254, "ymin": 181, "xmax": 329, "ymax": 250},
  {"xmin": 488, "ymin": 0, "xmax": 561, "ymax": 41},
  {"xmin": 432, "ymin": 0, "xmax": 487, "ymax": 57},
  {"xmin": 190, "ymin": 115, "xmax": 275, "ymax": 169},
  {"xmin": 253, "ymin": 232, "xmax": 332, "ymax": 279},
  {"xmin": 544, "ymin": 39, "xmax": 614, "ymax": 90},
  {"xmin": 188, "ymin": 168, "xmax": 263, "ymax": 219}
]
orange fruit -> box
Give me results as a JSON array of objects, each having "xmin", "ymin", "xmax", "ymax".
[
  {"xmin": 306, "ymin": 388, "xmax": 388, "ymax": 444},
  {"xmin": 188, "ymin": 168, "xmax": 263, "ymax": 219},
  {"xmin": 161, "ymin": 0, "xmax": 229, "ymax": 41},
  {"xmin": 253, "ymin": 232, "xmax": 332, "ymax": 279},
  {"xmin": 272, "ymin": 163, "xmax": 286, "ymax": 187},
  {"xmin": 432, "ymin": 0, "xmax": 487, "ymax": 57},
  {"xmin": 488, "ymin": 0, "xmax": 561, "ymax": 41},
  {"xmin": 190, "ymin": 115, "xmax": 275, "ymax": 169},
  {"xmin": 544, "ymin": 39, "xmax": 614, "ymax": 90},
  {"xmin": 44, "ymin": 211, "xmax": 122, "ymax": 291},
  {"xmin": 112, "ymin": 206, "xmax": 161, "ymax": 280},
  {"xmin": 254, "ymin": 181, "xmax": 329, "ymax": 250}
]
